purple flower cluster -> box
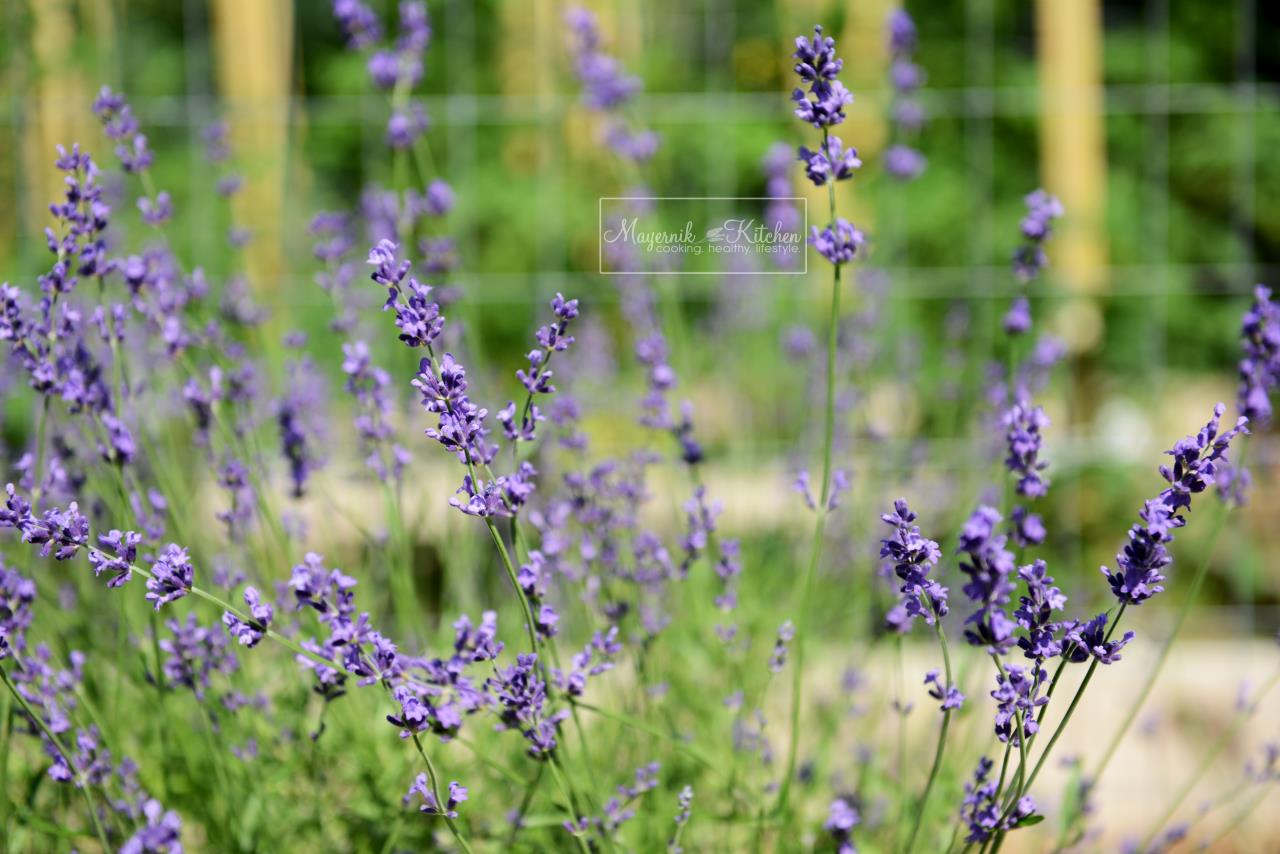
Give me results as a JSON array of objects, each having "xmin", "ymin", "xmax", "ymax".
[
  {"xmin": 798, "ymin": 135, "xmax": 861, "ymax": 188},
  {"xmin": 1003, "ymin": 401, "xmax": 1050, "ymax": 498},
  {"xmin": 809, "ymin": 219, "xmax": 866, "ymax": 267},
  {"xmin": 395, "ymin": 611, "xmax": 502, "ymax": 741},
  {"xmin": 405, "ymin": 774, "xmax": 467, "ymax": 819},
  {"xmin": 1103, "ymin": 404, "xmax": 1247, "ymax": 605},
  {"xmin": 956, "ymin": 506, "xmax": 1017, "ymax": 653},
  {"xmin": 145, "ymin": 544, "xmax": 195, "ymax": 610},
  {"xmin": 791, "ymin": 26, "xmax": 853, "ymax": 128},
  {"xmin": 160, "ymin": 614, "xmax": 237, "ymax": 699},
  {"xmin": 555, "ymin": 627, "xmax": 622, "ymax": 697},
  {"xmin": 288, "ymin": 553, "xmax": 403, "ymax": 702},
  {"xmin": 960, "ymin": 757, "xmax": 1037, "ymax": 843},
  {"xmin": 368, "ymin": 239, "xmax": 444, "ymax": 349},
  {"xmin": 880, "ymin": 499, "xmax": 948, "ymax": 631},
  {"xmin": 991, "ymin": 663, "xmax": 1047, "ymax": 746},
  {"xmin": 91, "ymin": 87, "xmax": 154, "ymax": 175},
  {"xmin": 924, "ymin": 668, "xmax": 964, "ymax": 711},
  {"xmin": 487, "ymin": 653, "xmax": 566, "ymax": 758}
]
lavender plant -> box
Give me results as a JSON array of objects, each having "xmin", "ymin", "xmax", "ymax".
[{"xmin": 0, "ymin": 8, "xmax": 1277, "ymax": 854}]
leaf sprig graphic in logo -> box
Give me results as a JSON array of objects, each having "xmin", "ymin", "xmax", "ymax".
[{"xmin": 705, "ymin": 225, "xmax": 726, "ymax": 244}]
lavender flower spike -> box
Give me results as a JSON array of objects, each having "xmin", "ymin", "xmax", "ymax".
[
  {"xmin": 880, "ymin": 498, "xmax": 948, "ymax": 630},
  {"xmin": 1104, "ymin": 404, "xmax": 1247, "ymax": 606}
]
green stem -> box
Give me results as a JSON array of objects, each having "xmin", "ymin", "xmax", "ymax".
[
  {"xmin": 29, "ymin": 397, "xmax": 51, "ymax": 506},
  {"xmin": 505, "ymin": 763, "xmax": 546, "ymax": 848},
  {"xmin": 992, "ymin": 604, "xmax": 1128, "ymax": 839},
  {"xmin": 546, "ymin": 754, "xmax": 593, "ymax": 854},
  {"xmin": 0, "ymin": 688, "xmax": 11, "ymax": 851},
  {"xmin": 410, "ymin": 734, "xmax": 474, "ymax": 854},
  {"xmin": 778, "ymin": 146, "xmax": 843, "ymax": 813},
  {"xmin": 1197, "ymin": 785, "xmax": 1273, "ymax": 850},
  {"xmin": 904, "ymin": 614, "xmax": 956, "ymax": 854}
]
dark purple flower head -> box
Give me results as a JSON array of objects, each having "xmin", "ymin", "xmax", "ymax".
[
  {"xmin": 1105, "ymin": 405, "xmax": 1247, "ymax": 606},
  {"xmin": 1010, "ymin": 506, "xmax": 1046, "ymax": 547},
  {"xmin": 486, "ymin": 653, "xmax": 565, "ymax": 759},
  {"xmin": 404, "ymin": 773, "xmax": 467, "ymax": 819},
  {"xmin": 1012, "ymin": 190, "xmax": 1063, "ymax": 282},
  {"xmin": 1102, "ymin": 499, "xmax": 1176, "ymax": 605},
  {"xmin": 0, "ymin": 563, "xmax": 37, "ymax": 659},
  {"xmin": 880, "ymin": 499, "xmax": 948, "ymax": 629},
  {"xmin": 793, "ymin": 25, "xmax": 844, "ymax": 83},
  {"xmin": 792, "ymin": 80, "xmax": 854, "ymax": 128},
  {"xmin": 1, "ymin": 485, "xmax": 89, "ymax": 561},
  {"xmin": 386, "ymin": 103, "xmax": 429, "ymax": 150},
  {"xmin": 991, "ymin": 663, "xmax": 1048, "ymax": 746},
  {"xmin": 1159, "ymin": 403, "xmax": 1248, "ymax": 512},
  {"xmin": 1013, "ymin": 559, "xmax": 1067, "ymax": 661},
  {"xmin": 1063, "ymin": 612, "xmax": 1134, "ymax": 665}
]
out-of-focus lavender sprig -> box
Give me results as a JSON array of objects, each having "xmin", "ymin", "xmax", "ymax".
[
  {"xmin": 1010, "ymin": 189, "xmax": 1063, "ymax": 287},
  {"xmin": 1236, "ymin": 284, "xmax": 1279, "ymax": 427},
  {"xmin": 1216, "ymin": 284, "xmax": 1277, "ymax": 505},
  {"xmin": 566, "ymin": 8, "xmax": 659, "ymax": 164},
  {"xmin": 275, "ymin": 345, "xmax": 328, "ymax": 499},
  {"xmin": 884, "ymin": 9, "xmax": 927, "ymax": 181}
]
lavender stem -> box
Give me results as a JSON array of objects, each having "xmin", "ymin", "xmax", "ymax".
[
  {"xmin": 779, "ymin": 123, "xmax": 843, "ymax": 815},
  {"xmin": 904, "ymin": 611, "xmax": 956, "ymax": 853}
]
